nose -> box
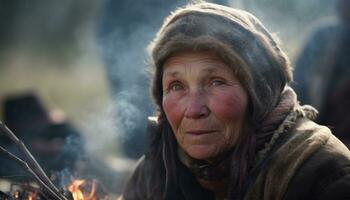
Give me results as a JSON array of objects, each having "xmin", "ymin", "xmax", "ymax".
[{"xmin": 184, "ymin": 92, "xmax": 209, "ymax": 119}]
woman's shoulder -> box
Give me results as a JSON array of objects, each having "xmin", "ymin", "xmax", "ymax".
[
  {"xmin": 292, "ymin": 118, "xmax": 350, "ymax": 160},
  {"xmin": 283, "ymin": 118, "xmax": 350, "ymax": 199},
  {"xmin": 266, "ymin": 117, "xmax": 350, "ymax": 177},
  {"xmin": 245, "ymin": 118, "xmax": 350, "ymax": 199}
]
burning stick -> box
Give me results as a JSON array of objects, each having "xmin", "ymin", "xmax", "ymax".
[{"xmin": 0, "ymin": 120, "xmax": 68, "ymax": 200}]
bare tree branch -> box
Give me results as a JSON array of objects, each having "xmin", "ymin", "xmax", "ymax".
[
  {"xmin": 0, "ymin": 120, "xmax": 68, "ymax": 200},
  {"xmin": 0, "ymin": 145, "xmax": 63, "ymax": 200}
]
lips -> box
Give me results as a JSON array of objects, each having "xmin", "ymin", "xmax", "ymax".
[{"xmin": 186, "ymin": 130, "xmax": 218, "ymax": 135}]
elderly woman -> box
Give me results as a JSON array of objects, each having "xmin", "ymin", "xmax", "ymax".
[{"xmin": 121, "ymin": 2, "xmax": 350, "ymax": 200}]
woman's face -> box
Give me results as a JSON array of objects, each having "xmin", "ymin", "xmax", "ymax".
[{"xmin": 162, "ymin": 51, "xmax": 248, "ymax": 161}]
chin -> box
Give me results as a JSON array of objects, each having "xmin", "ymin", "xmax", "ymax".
[{"xmin": 185, "ymin": 144, "xmax": 219, "ymax": 160}]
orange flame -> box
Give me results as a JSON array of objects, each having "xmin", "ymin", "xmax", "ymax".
[
  {"xmin": 68, "ymin": 179, "xmax": 97, "ymax": 200},
  {"xmin": 27, "ymin": 192, "xmax": 38, "ymax": 200}
]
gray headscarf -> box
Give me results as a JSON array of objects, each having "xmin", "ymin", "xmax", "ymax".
[{"xmin": 148, "ymin": 2, "xmax": 292, "ymax": 124}]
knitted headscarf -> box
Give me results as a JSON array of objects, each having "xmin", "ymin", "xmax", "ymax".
[{"xmin": 149, "ymin": 2, "xmax": 292, "ymax": 124}]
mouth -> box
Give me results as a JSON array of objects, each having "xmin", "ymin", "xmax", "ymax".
[{"xmin": 186, "ymin": 130, "xmax": 218, "ymax": 135}]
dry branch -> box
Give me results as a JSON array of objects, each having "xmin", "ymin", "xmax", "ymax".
[
  {"xmin": 0, "ymin": 120, "xmax": 68, "ymax": 200},
  {"xmin": 0, "ymin": 145, "xmax": 62, "ymax": 200}
]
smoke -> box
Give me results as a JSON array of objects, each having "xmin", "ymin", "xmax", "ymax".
[
  {"xmin": 96, "ymin": 0, "xmax": 192, "ymax": 158},
  {"xmin": 78, "ymin": 99, "xmax": 119, "ymax": 156},
  {"xmin": 55, "ymin": 168, "xmax": 73, "ymax": 189},
  {"xmin": 114, "ymin": 87, "xmax": 145, "ymax": 134}
]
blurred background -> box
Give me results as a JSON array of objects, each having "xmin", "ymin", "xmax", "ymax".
[
  {"xmin": 0, "ymin": 0, "xmax": 343, "ymax": 195},
  {"xmin": 0, "ymin": 0, "xmax": 336, "ymax": 157}
]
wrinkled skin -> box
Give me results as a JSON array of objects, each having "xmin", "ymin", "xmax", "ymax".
[{"xmin": 162, "ymin": 51, "xmax": 248, "ymax": 161}]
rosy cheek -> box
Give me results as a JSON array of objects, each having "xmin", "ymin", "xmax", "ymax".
[
  {"xmin": 210, "ymin": 89, "xmax": 247, "ymax": 121},
  {"xmin": 162, "ymin": 94, "xmax": 184, "ymax": 130}
]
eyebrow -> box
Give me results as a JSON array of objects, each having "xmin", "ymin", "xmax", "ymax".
[
  {"xmin": 202, "ymin": 67, "xmax": 217, "ymax": 74},
  {"xmin": 201, "ymin": 63, "xmax": 235, "ymax": 75},
  {"xmin": 163, "ymin": 70, "xmax": 180, "ymax": 78}
]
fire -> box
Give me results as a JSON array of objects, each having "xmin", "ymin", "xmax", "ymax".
[
  {"xmin": 2, "ymin": 179, "xmax": 102, "ymax": 200},
  {"xmin": 68, "ymin": 179, "xmax": 97, "ymax": 200},
  {"xmin": 27, "ymin": 192, "xmax": 38, "ymax": 200}
]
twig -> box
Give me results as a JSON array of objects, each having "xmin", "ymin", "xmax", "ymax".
[
  {"xmin": 15, "ymin": 182, "xmax": 51, "ymax": 200},
  {"xmin": 0, "ymin": 120, "xmax": 68, "ymax": 200},
  {"xmin": 0, "ymin": 145, "xmax": 62, "ymax": 200}
]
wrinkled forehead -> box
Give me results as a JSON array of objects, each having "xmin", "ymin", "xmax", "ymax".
[
  {"xmin": 163, "ymin": 51, "xmax": 226, "ymax": 67},
  {"xmin": 162, "ymin": 51, "xmax": 235, "ymax": 76}
]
